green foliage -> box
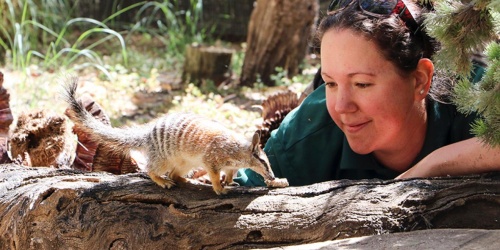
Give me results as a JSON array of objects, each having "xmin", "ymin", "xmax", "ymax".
[
  {"xmin": 423, "ymin": 0, "xmax": 499, "ymax": 146},
  {"xmin": 454, "ymin": 42, "xmax": 500, "ymax": 146},
  {"xmin": 0, "ymin": 0, "xmax": 135, "ymax": 78},
  {"xmin": 270, "ymin": 64, "xmax": 316, "ymax": 88},
  {"xmin": 230, "ymin": 46, "xmax": 245, "ymax": 77},
  {"xmin": 423, "ymin": 0, "xmax": 498, "ymax": 76},
  {"xmin": 128, "ymin": 0, "xmax": 212, "ymax": 60},
  {"xmin": 270, "ymin": 67, "xmax": 291, "ymax": 86},
  {"xmin": 0, "ymin": 0, "xmax": 78, "ymax": 55},
  {"xmin": 0, "ymin": 0, "xmax": 217, "ymax": 79}
]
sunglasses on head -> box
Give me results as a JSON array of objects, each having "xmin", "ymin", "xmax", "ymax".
[{"xmin": 327, "ymin": 0, "xmax": 418, "ymax": 32}]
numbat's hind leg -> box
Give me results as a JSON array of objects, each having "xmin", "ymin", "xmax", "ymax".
[
  {"xmin": 222, "ymin": 170, "xmax": 239, "ymax": 186},
  {"xmin": 169, "ymin": 172, "xmax": 190, "ymax": 184},
  {"xmin": 149, "ymin": 172, "xmax": 176, "ymax": 189}
]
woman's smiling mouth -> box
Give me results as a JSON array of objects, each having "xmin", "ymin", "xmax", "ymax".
[{"xmin": 343, "ymin": 121, "xmax": 370, "ymax": 133}]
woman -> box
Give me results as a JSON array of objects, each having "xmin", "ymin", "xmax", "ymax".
[{"xmin": 234, "ymin": 0, "xmax": 500, "ymax": 186}]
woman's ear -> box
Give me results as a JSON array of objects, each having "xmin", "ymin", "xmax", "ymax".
[{"xmin": 414, "ymin": 58, "xmax": 434, "ymax": 100}]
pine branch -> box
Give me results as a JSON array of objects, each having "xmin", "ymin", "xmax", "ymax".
[
  {"xmin": 421, "ymin": 0, "xmax": 499, "ymax": 145},
  {"xmin": 454, "ymin": 42, "xmax": 500, "ymax": 146},
  {"xmin": 424, "ymin": 0, "xmax": 497, "ymax": 76}
]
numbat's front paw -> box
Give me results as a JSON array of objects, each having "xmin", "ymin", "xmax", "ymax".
[
  {"xmin": 225, "ymin": 181, "xmax": 240, "ymax": 187},
  {"xmin": 265, "ymin": 178, "xmax": 289, "ymax": 188},
  {"xmin": 213, "ymin": 186, "xmax": 228, "ymax": 195}
]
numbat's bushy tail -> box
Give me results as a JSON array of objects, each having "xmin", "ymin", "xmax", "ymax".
[{"xmin": 63, "ymin": 79, "xmax": 276, "ymax": 194}]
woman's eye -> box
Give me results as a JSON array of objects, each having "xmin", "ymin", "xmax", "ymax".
[
  {"xmin": 356, "ymin": 83, "xmax": 371, "ymax": 88},
  {"xmin": 325, "ymin": 82, "xmax": 337, "ymax": 88}
]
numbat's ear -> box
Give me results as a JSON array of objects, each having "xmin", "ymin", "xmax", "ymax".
[{"xmin": 251, "ymin": 131, "xmax": 261, "ymax": 153}]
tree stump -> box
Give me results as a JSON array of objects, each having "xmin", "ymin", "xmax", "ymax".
[
  {"xmin": 182, "ymin": 44, "xmax": 234, "ymax": 87},
  {"xmin": 239, "ymin": 0, "xmax": 319, "ymax": 86},
  {"xmin": 1, "ymin": 165, "xmax": 500, "ymax": 249}
]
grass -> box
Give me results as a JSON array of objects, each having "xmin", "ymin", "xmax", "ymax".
[{"xmin": 0, "ymin": 0, "xmax": 135, "ymax": 80}]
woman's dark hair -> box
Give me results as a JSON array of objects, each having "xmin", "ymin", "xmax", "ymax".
[{"xmin": 314, "ymin": 1, "xmax": 451, "ymax": 101}]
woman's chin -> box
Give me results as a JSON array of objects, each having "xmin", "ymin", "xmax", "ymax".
[{"xmin": 347, "ymin": 141, "xmax": 373, "ymax": 155}]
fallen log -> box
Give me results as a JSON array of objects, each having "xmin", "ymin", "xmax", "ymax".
[{"xmin": 1, "ymin": 164, "xmax": 499, "ymax": 249}]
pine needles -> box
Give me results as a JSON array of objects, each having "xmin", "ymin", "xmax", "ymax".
[
  {"xmin": 423, "ymin": 0, "xmax": 499, "ymax": 146},
  {"xmin": 424, "ymin": 0, "xmax": 497, "ymax": 76},
  {"xmin": 454, "ymin": 42, "xmax": 500, "ymax": 146}
]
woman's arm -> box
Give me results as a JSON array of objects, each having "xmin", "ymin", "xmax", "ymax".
[{"xmin": 396, "ymin": 137, "xmax": 500, "ymax": 179}]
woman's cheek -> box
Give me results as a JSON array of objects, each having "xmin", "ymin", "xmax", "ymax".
[{"xmin": 325, "ymin": 93, "xmax": 341, "ymax": 126}]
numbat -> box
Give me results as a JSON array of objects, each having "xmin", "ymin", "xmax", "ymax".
[{"xmin": 63, "ymin": 80, "xmax": 284, "ymax": 194}]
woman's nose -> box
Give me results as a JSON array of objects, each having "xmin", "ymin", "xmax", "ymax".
[{"xmin": 334, "ymin": 87, "xmax": 357, "ymax": 114}]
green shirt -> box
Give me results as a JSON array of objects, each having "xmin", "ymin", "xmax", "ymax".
[{"xmin": 235, "ymin": 84, "xmax": 478, "ymax": 186}]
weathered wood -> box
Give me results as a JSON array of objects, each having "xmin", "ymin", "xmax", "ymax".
[
  {"xmin": 239, "ymin": 0, "xmax": 319, "ymax": 86},
  {"xmin": 1, "ymin": 165, "xmax": 500, "ymax": 249}
]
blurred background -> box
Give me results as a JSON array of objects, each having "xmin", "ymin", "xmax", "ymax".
[{"xmin": 0, "ymin": 0, "xmax": 332, "ymax": 136}]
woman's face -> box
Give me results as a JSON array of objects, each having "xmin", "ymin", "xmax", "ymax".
[{"xmin": 321, "ymin": 28, "xmax": 422, "ymax": 155}]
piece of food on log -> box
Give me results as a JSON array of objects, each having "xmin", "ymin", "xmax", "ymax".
[
  {"xmin": 257, "ymin": 90, "xmax": 304, "ymax": 148},
  {"xmin": 0, "ymin": 71, "xmax": 13, "ymax": 164},
  {"xmin": 265, "ymin": 177, "xmax": 289, "ymax": 188},
  {"xmin": 65, "ymin": 94, "xmax": 139, "ymax": 174},
  {"xmin": 9, "ymin": 110, "xmax": 77, "ymax": 167}
]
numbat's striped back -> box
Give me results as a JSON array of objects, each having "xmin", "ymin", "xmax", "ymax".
[
  {"xmin": 63, "ymin": 79, "xmax": 276, "ymax": 195},
  {"xmin": 151, "ymin": 113, "xmax": 248, "ymax": 159}
]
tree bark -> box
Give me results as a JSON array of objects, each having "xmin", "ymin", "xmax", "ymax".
[
  {"xmin": 239, "ymin": 0, "xmax": 319, "ymax": 87},
  {"xmin": 1, "ymin": 165, "xmax": 500, "ymax": 249}
]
